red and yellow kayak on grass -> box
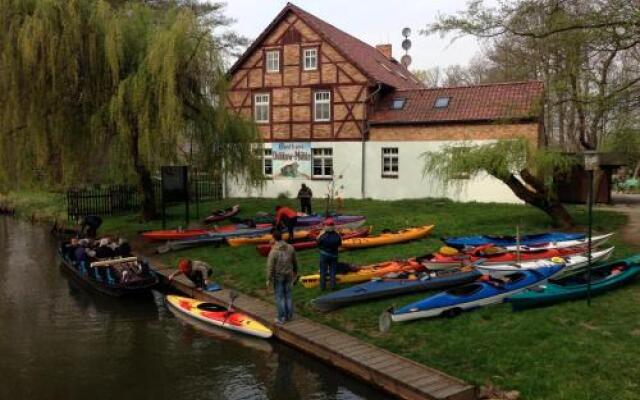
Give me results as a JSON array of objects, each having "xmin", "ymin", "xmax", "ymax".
[{"xmin": 165, "ymin": 295, "xmax": 272, "ymax": 339}]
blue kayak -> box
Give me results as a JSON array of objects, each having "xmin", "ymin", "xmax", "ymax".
[
  {"xmin": 312, "ymin": 268, "xmax": 482, "ymax": 311},
  {"xmin": 443, "ymin": 232, "xmax": 585, "ymax": 249},
  {"xmin": 390, "ymin": 264, "xmax": 564, "ymax": 322}
]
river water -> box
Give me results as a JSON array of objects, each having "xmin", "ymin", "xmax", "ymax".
[{"xmin": 0, "ymin": 217, "xmax": 386, "ymax": 400}]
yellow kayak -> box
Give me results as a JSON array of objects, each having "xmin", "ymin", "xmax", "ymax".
[
  {"xmin": 165, "ymin": 295, "xmax": 272, "ymax": 338},
  {"xmin": 227, "ymin": 230, "xmax": 311, "ymax": 247},
  {"xmin": 300, "ymin": 259, "xmax": 426, "ymax": 289},
  {"xmin": 341, "ymin": 225, "xmax": 434, "ymax": 249}
]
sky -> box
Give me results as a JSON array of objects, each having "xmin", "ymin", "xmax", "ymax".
[{"xmin": 221, "ymin": 0, "xmax": 485, "ymax": 72}]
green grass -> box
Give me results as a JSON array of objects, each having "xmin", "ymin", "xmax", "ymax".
[{"xmin": 4, "ymin": 192, "xmax": 640, "ymax": 399}]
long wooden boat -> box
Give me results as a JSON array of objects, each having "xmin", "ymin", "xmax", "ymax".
[
  {"xmin": 508, "ymin": 255, "xmax": 640, "ymax": 310},
  {"xmin": 58, "ymin": 248, "xmax": 158, "ymax": 297}
]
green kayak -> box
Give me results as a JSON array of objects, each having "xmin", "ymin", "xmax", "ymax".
[{"xmin": 508, "ymin": 255, "xmax": 640, "ymax": 311}]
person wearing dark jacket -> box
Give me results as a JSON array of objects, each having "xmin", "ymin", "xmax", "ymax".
[
  {"xmin": 79, "ymin": 215, "xmax": 103, "ymax": 238},
  {"xmin": 94, "ymin": 238, "xmax": 116, "ymax": 259},
  {"xmin": 316, "ymin": 218, "xmax": 342, "ymax": 291},
  {"xmin": 297, "ymin": 184, "xmax": 313, "ymax": 214}
]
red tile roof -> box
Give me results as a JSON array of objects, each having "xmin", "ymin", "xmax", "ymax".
[
  {"xmin": 370, "ymin": 81, "xmax": 544, "ymax": 125},
  {"xmin": 228, "ymin": 3, "xmax": 424, "ymax": 90}
]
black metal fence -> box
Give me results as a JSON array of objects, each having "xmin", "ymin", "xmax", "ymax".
[{"xmin": 66, "ymin": 176, "xmax": 222, "ymax": 220}]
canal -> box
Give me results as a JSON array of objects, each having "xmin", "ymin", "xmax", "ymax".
[{"xmin": 0, "ymin": 217, "xmax": 387, "ymax": 400}]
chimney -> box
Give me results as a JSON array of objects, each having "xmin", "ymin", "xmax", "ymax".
[{"xmin": 376, "ymin": 44, "xmax": 392, "ymax": 59}]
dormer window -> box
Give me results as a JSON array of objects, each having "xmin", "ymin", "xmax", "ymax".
[
  {"xmin": 390, "ymin": 98, "xmax": 406, "ymax": 110},
  {"xmin": 265, "ymin": 50, "xmax": 280, "ymax": 73},
  {"xmin": 434, "ymin": 96, "xmax": 450, "ymax": 108}
]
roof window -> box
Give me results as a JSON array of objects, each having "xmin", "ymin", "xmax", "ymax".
[
  {"xmin": 434, "ymin": 96, "xmax": 450, "ymax": 108},
  {"xmin": 390, "ymin": 98, "xmax": 406, "ymax": 110}
]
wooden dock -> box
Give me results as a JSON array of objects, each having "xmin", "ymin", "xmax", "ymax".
[{"xmin": 151, "ymin": 262, "xmax": 476, "ymax": 400}]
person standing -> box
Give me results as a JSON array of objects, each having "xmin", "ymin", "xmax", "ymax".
[
  {"xmin": 266, "ymin": 230, "xmax": 298, "ymax": 324},
  {"xmin": 168, "ymin": 258, "xmax": 213, "ymax": 291},
  {"xmin": 274, "ymin": 205, "xmax": 298, "ymax": 243},
  {"xmin": 78, "ymin": 215, "xmax": 103, "ymax": 238},
  {"xmin": 297, "ymin": 184, "xmax": 313, "ymax": 215},
  {"xmin": 316, "ymin": 218, "xmax": 342, "ymax": 291}
]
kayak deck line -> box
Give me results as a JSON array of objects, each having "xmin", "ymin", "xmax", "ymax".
[{"xmin": 148, "ymin": 259, "xmax": 476, "ymax": 400}]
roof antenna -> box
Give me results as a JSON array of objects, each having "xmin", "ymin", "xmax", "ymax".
[{"xmin": 401, "ymin": 27, "xmax": 412, "ymax": 68}]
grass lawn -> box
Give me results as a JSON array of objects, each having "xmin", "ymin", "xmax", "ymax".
[{"xmin": 5, "ymin": 192, "xmax": 640, "ymax": 399}]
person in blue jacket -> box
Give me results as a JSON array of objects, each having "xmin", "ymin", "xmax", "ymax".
[{"xmin": 316, "ymin": 218, "xmax": 342, "ymax": 291}]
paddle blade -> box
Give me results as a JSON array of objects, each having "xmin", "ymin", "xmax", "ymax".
[{"xmin": 206, "ymin": 283, "xmax": 221, "ymax": 292}]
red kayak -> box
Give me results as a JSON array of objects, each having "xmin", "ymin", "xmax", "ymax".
[
  {"xmin": 420, "ymin": 244, "xmax": 587, "ymax": 270},
  {"xmin": 255, "ymin": 226, "xmax": 373, "ymax": 256},
  {"xmin": 203, "ymin": 205, "xmax": 240, "ymax": 224},
  {"xmin": 141, "ymin": 223, "xmax": 272, "ymax": 241}
]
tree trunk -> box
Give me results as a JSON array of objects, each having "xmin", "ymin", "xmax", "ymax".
[
  {"xmin": 129, "ymin": 128, "xmax": 156, "ymax": 220},
  {"xmin": 501, "ymin": 170, "xmax": 576, "ymax": 228},
  {"xmin": 634, "ymin": 161, "xmax": 640, "ymax": 179}
]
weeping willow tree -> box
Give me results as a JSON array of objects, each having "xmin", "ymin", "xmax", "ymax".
[
  {"xmin": 423, "ymin": 139, "xmax": 579, "ymax": 227},
  {"xmin": 0, "ymin": 0, "xmax": 262, "ymax": 218}
]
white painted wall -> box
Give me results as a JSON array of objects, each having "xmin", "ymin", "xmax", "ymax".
[{"xmin": 226, "ymin": 140, "xmax": 522, "ymax": 204}]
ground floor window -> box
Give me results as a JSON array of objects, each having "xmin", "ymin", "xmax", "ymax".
[
  {"xmin": 263, "ymin": 148, "xmax": 273, "ymax": 177},
  {"xmin": 312, "ymin": 147, "xmax": 333, "ymax": 178},
  {"xmin": 382, "ymin": 147, "xmax": 399, "ymax": 178}
]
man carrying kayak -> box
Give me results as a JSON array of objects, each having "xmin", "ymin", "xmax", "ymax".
[
  {"xmin": 266, "ymin": 230, "xmax": 298, "ymax": 324},
  {"xmin": 168, "ymin": 258, "xmax": 213, "ymax": 291},
  {"xmin": 274, "ymin": 205, "xmax": 298, "ymax": 243},
  {"xmin": 316, "ymin": 218, "xmax": 342, "ymax": 291}
]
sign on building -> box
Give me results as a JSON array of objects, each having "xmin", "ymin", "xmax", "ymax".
[{"xmin": 272, "ymin": 142, "xmax": 312, "ymax": 179}]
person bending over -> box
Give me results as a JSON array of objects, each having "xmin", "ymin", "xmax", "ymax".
[
  {"xmin": 168, "ymin": 259, "xmax": 213, "ymax": 290},
  {"xmin": 274, "ymin": 205, "xmax": 298, "ymax": 243}
]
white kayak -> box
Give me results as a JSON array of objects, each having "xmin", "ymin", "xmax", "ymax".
[
  {"xmin": 475, "ymin": 247, "xmax": 615, "ymax": 278},
  {"xmin": 502, "ymin": 233, "xmax": 614, "ymax": 252}
]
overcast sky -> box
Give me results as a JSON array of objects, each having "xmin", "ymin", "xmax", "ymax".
[{"xmin": 221, "ymin": 0, "xmax": 485, "ymax": 72}]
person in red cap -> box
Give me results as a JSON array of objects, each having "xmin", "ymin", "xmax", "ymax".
[
  {"xmin": 168, "ymin": 258, "xmax": 212, "ymax": 290},
  {"xmin": 274, "ymin": 205, "xmax": 298, "ymax": 243},
  {"xmin": 316, "ymin": 218, "xmax": 342, "ymax": 290}
]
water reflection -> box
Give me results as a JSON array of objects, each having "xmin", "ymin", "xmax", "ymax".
[{"xmin": 0, "ymin": 217, "xmax": 385, "ymax": 400}]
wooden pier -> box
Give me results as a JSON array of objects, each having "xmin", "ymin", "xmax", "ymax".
[{"xmin": 149, "ymin": 259, "xmax": 476, "ymax": 400}]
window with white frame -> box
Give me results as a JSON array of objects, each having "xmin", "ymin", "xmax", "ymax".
[
  {"xmin": 382, "ymin": 147, "xmax": 399, "ymax": 178},
  {"xmin": 254, "ymin": 94, "xmax": 269, "ymax": 123},
  {"xmin": 314, "ymin": 91, "xmax": 331, "ymax": 122},
  {"xmin": 303, "ymin": 48, "xmax": 318, "ymax": 70},
  {"xmin": 263, "ymin": 148, "xmax": 273, "ymax": 177},
  {"xmin": 265, "ymin": 50, "xmax": 280, "ymax": 73},
  {"xmin": 312, "ymin": 148, "xmax": 333, "ymax": 178}
]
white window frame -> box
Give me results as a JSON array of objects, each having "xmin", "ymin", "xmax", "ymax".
[
  {"xmin": 381, "ymin": 147, "xmax": 399, "ymax": 178},
  {"xmin": 265, "ymin": 50, "xmax": 280, "ymax": 73},
  {"xmin": 254, "ymin": 94, "xmax": 270, "ymax": 123},
  {"xmin": 263, "ymin": 148, "xmax": 273, "ymax": 177},
  {"xmin": 314, "ymin": 91, "xmax": 331, "ymax": 122},
  {"xmin": 312, "ymin": 148, "xmax": 333, "ymax": 179},
  {"xmin": 303, "ymin": 48, "xmax": 318, "ymax": 71}
]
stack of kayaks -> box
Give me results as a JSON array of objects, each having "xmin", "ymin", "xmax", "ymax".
[
  {"xmin": 387, "ymin": 263, "xmax": 565, "ymax": 322},
  {"xmin": 443, "ymin": 232, "xmax": 586, "ymax": 249},
  {"xmin": 312, "ymin": 267, "xmax": 482, "ymax": 311},
  {"xmin": 255, "ymin": 226, "xmax": 373, "ymax": 256},
  {"xmin": 300, "ymin": 259, "xmax": 427, "ymax": 288},
  {"xmin": 474, "ymin": 247, "xmax": 614, "ymax": 278},
  {"xmin": 508, "ymin": 255, "xmax": 640, "ymax": 310},
  {"xmin": 165, "ymin": 295, "xmax": 272, "ymax": 339}
]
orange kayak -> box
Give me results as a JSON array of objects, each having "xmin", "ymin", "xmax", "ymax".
[{"xmin": 300, "ymin": 259, "xmax": 426, "ymax": 288}]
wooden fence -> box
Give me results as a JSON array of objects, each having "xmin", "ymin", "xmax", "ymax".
[{"xmin": 67, "ymin": 178, "xmax": 222, "ymax": 219}]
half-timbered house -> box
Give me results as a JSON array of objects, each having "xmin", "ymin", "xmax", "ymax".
[{"xmin": 225, "ymin": 3, "xmax": 543, "ymax": 203}]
